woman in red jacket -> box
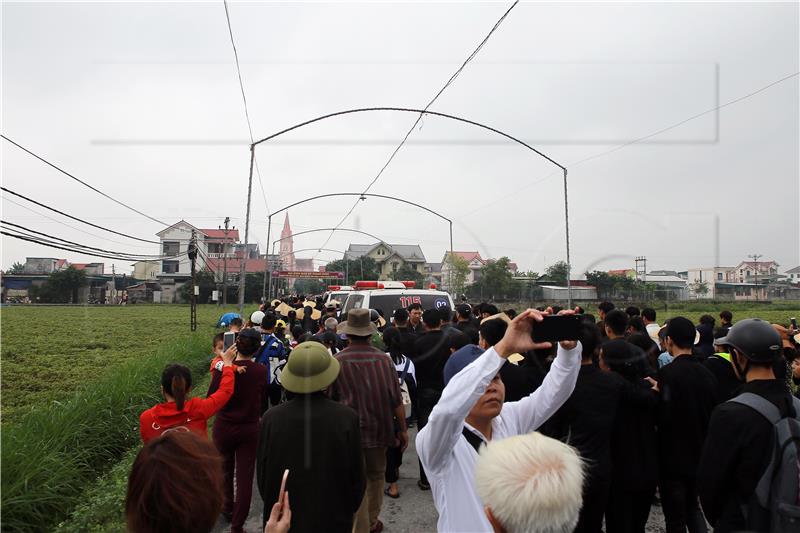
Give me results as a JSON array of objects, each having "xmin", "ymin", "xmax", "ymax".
[{"xmin": 140, "ymin": 343, "xmax": 237, "ymax": 443}]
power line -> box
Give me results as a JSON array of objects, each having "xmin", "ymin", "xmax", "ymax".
[
  {"xmin": 1, "ymin": 134, "xmax": 169, "ymax": 226},
  {"xmin": 568, "ymin": 70, "xmax": 800, "ymax": 168},
  {"xmin": 221, "ymin": 0, "xmax": 271, "ymax": 216},
  {"xmin": 1, "ymin": 187, "xmax": 161, "ymax": 244},
  {"xmin": 315, "ymin": 0, "xmax": 519, "ymax": 254},
  {"xmin": 454, "ymin": 70, "xmax": 800, "ymax": 219},
  {"xmin": 1, "ymin": 229, "xmax": 185, "ymax": 263},
  {"xmin": 1, "ymin": 195, "xmax": 157, "ymax": 249},
  {"xmin": 1, "ymin": 220, "xmax": 181, "ymax": 259}
]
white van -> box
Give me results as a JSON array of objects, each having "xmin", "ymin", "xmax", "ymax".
[
  {"xmin": 341, "ymin": 281, "xmax": 454, "ymax": 320},
  {"xmin": 324, "ymin": 286, "xmax": 353, "ymax": 307}
]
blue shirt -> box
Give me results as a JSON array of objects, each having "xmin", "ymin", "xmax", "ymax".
[{"xmin": 658, "ymin": 351, "xmax": 674, "ymax": 368}]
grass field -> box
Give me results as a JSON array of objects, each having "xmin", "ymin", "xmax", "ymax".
[{"xmin": 0, "ymin": 304, "xmax": 255, "ymax": 424}]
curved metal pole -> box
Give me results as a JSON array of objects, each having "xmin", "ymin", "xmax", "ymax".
[
  {"xmin": 270, "ymin": 193, "xmax": 451, "ymax": 225},
  {"xmin": 252, "ymin": 107, "xmax": 565, "ymax": 171},
  {"xmin": 261, "ymin": 193, "xmax": 452, "ymax": 299},
  {"xmin": 273, "ymin": 227, "xmax": 385, "ymax": 246},
  {"xmin": 252, "ymin": 107, "xmax": 571, "ymax": 305}
]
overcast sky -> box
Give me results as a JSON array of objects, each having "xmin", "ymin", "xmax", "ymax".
[{"xmin": 2, "ymin": 1, "xmax": 798, "ymax": 277}]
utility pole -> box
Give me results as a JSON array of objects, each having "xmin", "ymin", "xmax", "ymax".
[
  {"xmin": 111, "ymin": 264, "xmax": 116, "ymax": 305},
  {"xmin": 748, "ymin": 253, "xmax": 762, "ymax": 301},
  {"xmin": 220, "ymin": 217, "xmax": 235, "ymax": 306},
  {"xmin": 238, "ymin": 147, "xmax": 255, "ymax": 314},
  {"xmin": 635, "ymin": 256, "xmax": 647, "ymax": 302},
  {"xmin": 189, "ymin": 230, "xmax": 198, "ymax": 331}
]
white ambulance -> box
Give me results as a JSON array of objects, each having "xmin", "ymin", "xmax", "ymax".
[{"xmin": 341, "ymin": 281, "xmax": 454, "ymax": 319}]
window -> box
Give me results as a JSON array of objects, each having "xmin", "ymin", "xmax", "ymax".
[
  {"xmin": 717, "ymin": 272, "xmax": 723, "ymax": 281},
  {"xmin": 207, "ymin": 243, "xmax": 223, "ymax": 254},
  {"xmin": 162, "ymin": 241, "xmax": 180, "ymax": 256},
  {"xmin": 392, "ymin": 262, "xmax": 399, "ymax": 272},
  {"xmin": 162, "ymin": 260, "xmax": 179, "ymax": 273}
]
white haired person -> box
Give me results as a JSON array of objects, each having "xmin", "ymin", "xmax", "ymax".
[
  {"xmin": 475, "ymin": 433, "xmax": 584, "ymax": 533},
  {"xmin": 416, "ymin": 309, "xmax": 582, "ymax": 532}
]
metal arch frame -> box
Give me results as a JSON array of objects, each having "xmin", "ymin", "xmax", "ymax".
[
  {"xmin": 262, "ymin": 192, "xmax": 453, "ymax": 299},
  {"xmin": 243, "ymin": 106, "xmax": 572, "ymax": 310},
  {"xmin": 267, "ymin": 227, "xmax": 387, "ymax": 299}
]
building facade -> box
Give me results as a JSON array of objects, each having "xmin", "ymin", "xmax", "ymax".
[{"xmin": 344, "ymin": 242, "xmax": 427, "ymax": 280}]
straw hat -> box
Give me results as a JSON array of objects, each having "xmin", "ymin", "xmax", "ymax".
[
  {"xmin": 280, "ymin": 342, "xmax": 340, "ymax": 393},
  {"xmin": 296, "ymin": 306, "xmax": 322, "ymax": 321},
  {"xmin": 274, "ymin": 302, "xmax": 294, "ymax": 317}
]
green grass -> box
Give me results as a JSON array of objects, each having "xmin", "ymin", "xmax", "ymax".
[
  {"xmin": 53, "ymin": 371, "xmax": 215, "ymax": 533},
  {"xmin": 0, "ymin": 304, "xmax": 259, "ymax": 533},
  {"xmin": 0, "ymin": 304, "xmax": 252, "ymax": 424}
]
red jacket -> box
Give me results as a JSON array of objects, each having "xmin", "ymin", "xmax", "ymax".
[{"xmin": 140, "ymin": 366, "xmax": 235, "ymax": 443}]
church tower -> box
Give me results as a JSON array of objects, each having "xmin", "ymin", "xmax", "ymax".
[{"xmin": 279, "ymin": 213, "xmax": 295, "ymax": 272}]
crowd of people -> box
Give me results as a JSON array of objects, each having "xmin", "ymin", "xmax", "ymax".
[{"xmin": 127, "ymin": 295, "xmax": 800, "ymax": 533}]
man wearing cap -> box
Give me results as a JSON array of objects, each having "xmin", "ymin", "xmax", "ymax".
[
  {"xmin": 257, "ymin": 342, "xmax": 366, "ymax": 533},
  {"xmin": 416, "ymin": 309, "xmax": 582, "ymax": 533},
  {"xmin": 652, "ymin": 317, "xmax": 718, "ymax": 533},
  {"xmin": 698, "ymin": 319, "xmax": 800, "ymax": 533},
  {"xmin": 329, "ymin": 308, "xmax": 407, "ymax": 533}
]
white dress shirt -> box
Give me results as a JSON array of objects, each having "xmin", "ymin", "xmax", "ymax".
[{"xmin": 416, "ymin": 342, "xmax": 582, "ymax": 533}]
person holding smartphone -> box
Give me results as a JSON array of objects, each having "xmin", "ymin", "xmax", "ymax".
[
  {"xmin": 139, "ymin": 337, "xmax": 237, "ymax": 443},
  {"xmin": 416, "ymin": 309, "xmax": 582, "ymax": 533}
]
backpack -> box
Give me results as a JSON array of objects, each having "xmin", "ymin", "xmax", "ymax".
[
  {"xmin": 398, "ymin": 358, "xmax": 412, "ymax": 419},
  {"xmin": 255, "ymin": 334, "xmax": 285, "ymax": 367},
  {"xmin": 727, "ymin": 392, "xmax": 800, "ymax": 533}
]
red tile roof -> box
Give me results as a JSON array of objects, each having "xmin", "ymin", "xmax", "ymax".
[
  {"xmin": 71, "ymin": 263, "xmax": 88, "ymax": 270},
  {"xmin": 200, "ymin": 229, "xmax": 240, "ymax": 241},
  {"xmin": 449, "ymin": 251, "xmax": 484, "ymax": 263}
]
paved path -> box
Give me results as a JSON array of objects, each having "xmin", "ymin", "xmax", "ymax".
[{"xmin": 213, "ymin": 427, "xmax": 666, "ymax": 533}]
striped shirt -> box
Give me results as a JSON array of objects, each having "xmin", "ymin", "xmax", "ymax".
[{"xmin": 329, "ymin": 344, "xmax": 402, "ymax": 448}]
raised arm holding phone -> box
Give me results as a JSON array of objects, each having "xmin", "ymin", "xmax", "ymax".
[{"xmin": 416, "ymin": 308, "xmax": 582, "ymax": 533}]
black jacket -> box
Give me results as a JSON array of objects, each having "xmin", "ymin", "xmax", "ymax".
[
  {"xmin": 541, "ymin": 364, "xmax": 623, "ymax": 482},
  {"xmin": 698, "ymin": 379, "xmax": 796, "ymax": 533},
  {"xmin": 656, "ymin": 355, "xmax": 718, "ymax": 479},
  {"xmin": 413, "ymin": 330, "xmax": 451, "ymax": 392},
  {"xmin": 257, "ymin": 393, "xmax": 366, "ymax": 533},
  {"xmin": 610, "ymin": 375, "xmax": 659, "ymax": 490},
  {"xmin": 702, "ymin": 354, "xmax": 740, "ymax": 402}
]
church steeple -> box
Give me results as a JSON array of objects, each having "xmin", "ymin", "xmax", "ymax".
[{"xmin": 279, "ymin": 213, "xmax": 295, "ymax": 272}]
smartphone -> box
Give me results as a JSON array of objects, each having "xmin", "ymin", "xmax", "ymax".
[
  {"xmin": 279, "ymin": 469, "xmax": 289, "ymax": 506},
  {"xmin": 223, "ymin": 331, "xmax": 236, "ymax": 351},
  {"xmin": 791, "ymin": 317, "xmax": 797, "ymax": 329},
  {"xmin": 531, "ymin": 315, "xmax": 582, "ymax": 343}
]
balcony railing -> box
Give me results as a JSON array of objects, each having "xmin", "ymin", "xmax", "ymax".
[{"xmin": 206, "ymin": 253, "xmax": 236, "ymax": 259}]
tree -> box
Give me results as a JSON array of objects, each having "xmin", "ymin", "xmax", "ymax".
[
  {"xmin": 445, "ymin": 254, "xmax": 471, "ymax": 296},
  {"xmin": 294, "ymin": 278, "xmax": 326, "ymax": 295},
  {"xmin": 544, "ymin": 261, "xmax": 569, "ymax": 286},
  {"xmin": 30, "ymin": 266, "xmax": 87, "ymax": 303},
  {"xmin": 689, "ymin": 280, "xmax": 709, "ymax": 297},
  {"xmin": 585, "ymin": 270, "xmax": 616, "ymax": 299},
  {"xmin": 7, "ymin": 262, "xmax": 25, "ymax": 274},
  {"xmin": 389, "ymin": 263, "xmax": 425, "ymax": 287},
  {"xmin": 323, "ymin": 257, "xmax": 380, "ymax": 285},
  {"xmin": 178, "ymin": 270, "xmax": 216, "ymax": 303},
  {"xmin": 475, "ymin": 257, "xmax": 515, "ymax": 300}
]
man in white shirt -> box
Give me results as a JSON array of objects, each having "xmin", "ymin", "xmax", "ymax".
[{"xmin": 416, "ymin": 309, "xmax": 582, "ymax": 533}]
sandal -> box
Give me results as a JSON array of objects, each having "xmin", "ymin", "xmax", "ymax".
[{"xmin": 384, "ymin": 487, "xmax": 400, "ymax": 499}]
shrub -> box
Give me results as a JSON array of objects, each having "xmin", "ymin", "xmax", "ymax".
[{"xmin": 1, "ymin": 335, "xmax": 210, "ymax": 533}]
